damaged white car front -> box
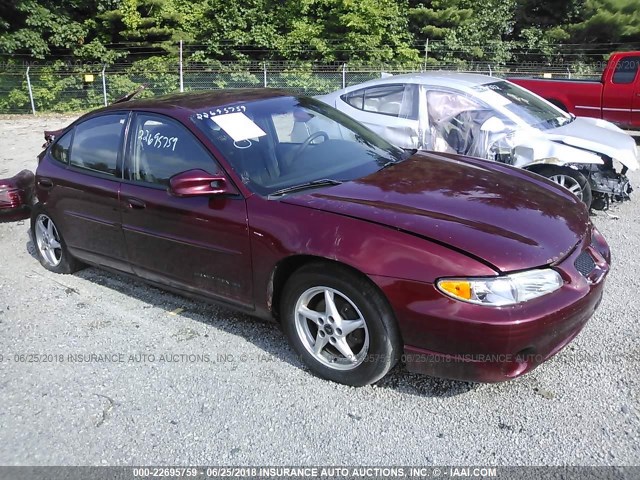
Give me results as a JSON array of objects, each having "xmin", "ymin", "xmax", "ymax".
[{"xmin": 427, "ymin": 80, "xmax": 638, "ymax": 210}]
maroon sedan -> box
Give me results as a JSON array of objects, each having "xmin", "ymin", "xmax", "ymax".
[{"xmin": 31, "ymin": 90, "xmax": 610, "ymax": 386}]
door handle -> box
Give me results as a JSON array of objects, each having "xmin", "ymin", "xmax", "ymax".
[
  {"xmin": 38, "ymin": 178, "xmax": 53, "ymax": 189},
  {"xmin": 127, "ymin": 198, "xmax": 146, "ymax": 209}
]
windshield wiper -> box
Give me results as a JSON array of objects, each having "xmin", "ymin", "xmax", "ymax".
[
  {"xmin": 558, "ymin": 115, "xmax": 575, "ymax": 126},
  {"xmin": 379, "ymin": 153, "xmax": 412, "ymax": 171},
  {"xmin": 403, "ymin": 148, "xmax": 419, "ymax": 159},
  {"xmin": 378, "ymin": 161, "xmax": 398, "ymax": 171},
  {"xmin": 268, "ymin": 179, "xmax": 343, "ymax": 198}
]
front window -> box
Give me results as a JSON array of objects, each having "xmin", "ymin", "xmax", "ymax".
[
  {"xmin": 426, "ymin": 89, "xmax": 510, "ymax": 157},
  {"xmin": 127, "ymin": 113, "xmax": 219, "ymax": 187},
  {"xmin": 191, "ymin": 96, "xmax": 406, "ymax": 196},
  {"xmin": 473, "ymin": 81, "xmax": 571, "ymax": 130}
]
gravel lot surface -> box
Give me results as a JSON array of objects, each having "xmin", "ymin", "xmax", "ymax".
[{"xmin": 0, "ymin": 116, "xmax": 638, "ymax": 467}]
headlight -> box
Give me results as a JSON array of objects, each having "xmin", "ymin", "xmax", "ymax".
[{"xmin": 437, "ymin": 269, "xmax": 563, "ymax": 306}]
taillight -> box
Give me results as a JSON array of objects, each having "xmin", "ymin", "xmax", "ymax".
[{"xmin": 0, "ymin": 187, "xmax": 23, "ymax": 209}]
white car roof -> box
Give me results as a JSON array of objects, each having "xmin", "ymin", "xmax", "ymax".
[{"xmin": 344, "ymin": 72, "xmax": 501, "ymax": 91}]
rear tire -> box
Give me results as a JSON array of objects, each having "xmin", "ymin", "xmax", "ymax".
[
  {"xmin": 280, "ymin": 263, "xmax": 402, "ymax": 386},
  {"xmin": 31, "ymin": 204, "xmax": 83, "ymax": 274},
  {"xmin": 537, "ymin": 165, "xmax": 592, "ymax": 207}
]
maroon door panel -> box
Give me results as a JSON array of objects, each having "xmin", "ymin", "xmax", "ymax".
[
  {"xmin": 119, "ymin": 184, "xmax": 252, "ymax": 305},
  {"xmin": 36, "ymin": 113, "xmax": 131, "ymax": 272}
]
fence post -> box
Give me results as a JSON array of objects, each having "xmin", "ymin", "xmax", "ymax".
[
  {"xmin": 263, "ymin": 62, "xmax": 267, "ymax": 87},
  {"xmin": 342, "ymin": 64, "xmax": 346, "ymax": 89},
  {"xmin": 25, "ymin": 66, "xmax": 36, "ymax": 115},
  {"xmin": 101, "ymin": 64, "xmax": 108, "ymax": 106},
  {"xmin": 179, "ymin": 40, "xmax": 184, "ymax": 92},
  {"xmin": 423, "ymin": 39, "xmax": 429, "ymax": 71},
  {"xmin": 488, "ymin": 64, "xmax": 492, "ymax": 77}
]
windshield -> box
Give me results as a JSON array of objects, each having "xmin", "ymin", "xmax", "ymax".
[
  {"xmin": 473, "ymin": 81, "xmax": 572, "ymax": 130},
  {"xmin": 191, "ymin": 96, "xmax": 406, "ymax": 196}
]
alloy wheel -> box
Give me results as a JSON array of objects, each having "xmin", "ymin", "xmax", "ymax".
[
  {"xmin": 549, "ymin": 174, "xmax": 584, "ymax": 200},
  {"xmin": 34, "ymin": 214, "xmax": 63, "ymax": 267},
  {"xmin": 294, "ymin": 286, "xmax": 370, "ymax": 370}
]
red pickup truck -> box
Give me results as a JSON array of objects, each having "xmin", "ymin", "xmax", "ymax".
[{"xmin": 510, "ymin": 51, "xmax": 640, "ymax": 129}]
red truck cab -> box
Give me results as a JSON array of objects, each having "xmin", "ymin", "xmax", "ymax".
[{"xmin": 510, "ymin": 52, "xmax": 640, "ymax": 129}]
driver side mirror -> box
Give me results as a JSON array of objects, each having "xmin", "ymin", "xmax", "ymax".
[{"xmin": 168, "ymin": 169, "xmax": 238, "ymax": 197}]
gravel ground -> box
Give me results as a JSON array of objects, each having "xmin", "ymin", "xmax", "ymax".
[{"xmin": 0, "ymin": 116, "xmax": 639, "ymax": 467}]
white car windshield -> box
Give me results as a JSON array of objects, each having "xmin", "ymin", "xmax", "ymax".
[{"xmin": 473, "ymin": 81, "xmax": 572, "ymax": 130}]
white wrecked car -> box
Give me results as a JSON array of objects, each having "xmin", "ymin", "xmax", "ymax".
[{"xmin": 318, "ymin": 73, "xmax": 639, "ymax": 209}]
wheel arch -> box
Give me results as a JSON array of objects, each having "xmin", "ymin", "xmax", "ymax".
[
  {"xmin": 523, "ymin": 162, "xmax": 561, "ymax": 175},
  {"xmin": 269, "ymin": 254, "xmax": 386, "ymax": 322}
]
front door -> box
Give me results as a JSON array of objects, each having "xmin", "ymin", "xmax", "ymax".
[
  {"xmin": 603, "ymin": 55, "xmax": 640, "ymax": 126},
  {"xmin": 120, "ymin": 113, "xmax": 253, "ymax": 307}
]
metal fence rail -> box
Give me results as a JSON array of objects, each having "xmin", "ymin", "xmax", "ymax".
[{"xmin": 0, "ymin": 60, "xmax": 603, "ymax": 114}]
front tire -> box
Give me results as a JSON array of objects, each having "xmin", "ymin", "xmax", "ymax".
[
  {"xmin": 280, "ymin": 263, "xmax": 401, "ymax": 386},
  {"xmin": 31, "ymin": 204, "xmax": 83, "ymax": 274},
  {"xmin": 537, "ymin": 165, "xmax": 592, "ymax": 207}
]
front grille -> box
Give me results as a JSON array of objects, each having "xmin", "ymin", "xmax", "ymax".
[{"xmin": 574, "ymin": 251, "xmax": 596, "ymax": 277}]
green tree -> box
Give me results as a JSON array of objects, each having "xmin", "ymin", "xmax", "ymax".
[
  {"xmin": 0, "ymin": 0, "xmax": 91, "ymax": 59},
  {"xmin": 568, "ymin": 0, "xmax": 640, "ymax": 48},
  {"xmin": 409, "ymin": 0, "xmax": 516, "ymax": 65},
  {"xmin": 277, "ymin": 0, "xmax": 419, "ymax": 64},
  {"xmin": 98, "ymin": 0, "xmax": 185, "ymax": 55}
]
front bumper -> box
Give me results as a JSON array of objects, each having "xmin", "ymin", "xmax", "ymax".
[{"xmin": 372, "ymin": 227, "xmax": 610, "ymax": 383}]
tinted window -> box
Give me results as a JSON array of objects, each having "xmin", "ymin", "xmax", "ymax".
[
  {"xmin": 69, "ymin": 114, "xmax": 126, "ymax": 176},
  {"xmin": 192, "ymin": 96, "xmax": 406, "ymax": 196},
  {"xmin": 128, "ymin": 114, "xmax": 218, "ymax": 187},
  {"xmin": 341, "ymin": 84, "xmax": 418, "ymax": 119},
  {"xmin": 612, "ymin": 56, "xmax": 640, "ymax": 84},
  {"xmin": 51, "ymin": 130, "xmax": 72, "ymax": 164}
]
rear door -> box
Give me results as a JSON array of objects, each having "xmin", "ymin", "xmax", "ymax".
[
  {"xmin": 335, "ymin": 84, "xmax": 422, "ymax": 149},
  {"xmin": 119, "ymin": 112, "xmax": 253, "ymax": 307},
  {"xmin": 40, "ymin": 113, "xmax": 130, "ymax": 272},
  {"xmin": 603, "ymin": 55, "xmax": 640, "ymax": 126}
]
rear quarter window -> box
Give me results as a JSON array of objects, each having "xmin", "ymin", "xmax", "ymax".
[{"xmin": 50, "ymin": 131, "xmax": 72, "ymax": 164}]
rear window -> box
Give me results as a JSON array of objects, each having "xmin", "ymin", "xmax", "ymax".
[
  {"xmin": 69, "ymin": 114, "xmax": 127, "ymax": 176},
  {"xmin": 341, "ymin": 84, "xmax": 419, "ymax": 119},
  {"xmin": 612, "ymin": 56, "xmax": 640, "ymax": 84}
]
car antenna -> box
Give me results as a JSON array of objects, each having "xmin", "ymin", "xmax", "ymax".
[{"xmin": 112, "ymin": 84, "xmax": 147, "ymax": 104}]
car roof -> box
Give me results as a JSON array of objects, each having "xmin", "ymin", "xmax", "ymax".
[
  {"xmin": 99, "ymin": 88, "xmax": 293, "ymax": 115},
  {"xmin": 344, "ymin": 72, "xmax": 500, "ymax": 90}
]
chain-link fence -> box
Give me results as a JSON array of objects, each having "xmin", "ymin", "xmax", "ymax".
[{"xmin": 0, "ymin": 58, "xmax": 604, "ymax": 114}]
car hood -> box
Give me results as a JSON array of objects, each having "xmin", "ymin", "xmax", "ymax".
[
  {"xmin": 543, "ymin": 117, "xmax": 638, "ymax": 170},
  {"xmin": 282, "ymin": 153, "xmax": 589, "ymax": 272}
]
